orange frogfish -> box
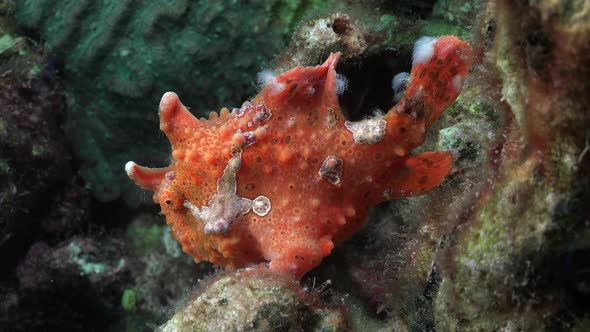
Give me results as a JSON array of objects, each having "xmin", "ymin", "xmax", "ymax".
[{"xmin": 126, "ymin": 36, "xmax": 471, "ymax": 278}]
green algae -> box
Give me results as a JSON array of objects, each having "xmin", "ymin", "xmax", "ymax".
[
  {"xmin": 122, "ymin": 289, "xmax": 138, "ymax": 313},
  {"xmin": 126, "ymin": 221, "xmax": 164, "ymax": 255},
  {"xmin": 420, "ymin": 22, "xmax": 469, "ymax": 40},
  {"xmin": 433, "ymin": 134, "xmax": 587, "ymax": 331}
]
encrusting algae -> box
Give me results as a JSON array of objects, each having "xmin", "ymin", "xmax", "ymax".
[{"xmin": 126, "ymin": 35, "xmax": 472, "ymax": 278}]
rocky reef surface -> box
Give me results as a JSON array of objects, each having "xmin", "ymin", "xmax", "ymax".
[
  {"xmin": 159, "ymin": 270, "xmax": 348, "ymax": 331},
  {"xmin": 1, "ymin": 0, "xmax": 589, "ymax": 331}
]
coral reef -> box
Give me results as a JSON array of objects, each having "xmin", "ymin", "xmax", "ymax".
[
  {"xmin": 12, "ymin": 0, "xmax": 474, "ymax": 203},
  {"xmin": 3, "ymin": 0, "xmax": 589, "ymax": 330},
  {"xmin": 13, "ymin": 0, "xmax": 340, "ymax": 202},
  {"xmin": 0, "ymin": 7, "xmax": 82, "ymax": 265},
  {"xmin": 158, "ymin": 270, "xmax": 347, "ymax": 331},
  {"xmin": 126, "ymin": 36, "xmax": 471, "ymax": 278},
  {"xmin": 122, "ymin": 214, "xmax": 210, "ymax": 319},
  {"xmin": 9, "ymin": 237, "xmax": 130, "ymax": 330},
  {"xmin": 432, "ymin": 0, "xmax": 590, "ymax": 330},
  {"xmin": 339, "ymin": 47, "xmax": 507, "ymax": 327},
  {"xmin": 275, "ymin": 10, "xmax": 472, "ymax": 124},
  {"xmin": 17, "ymin": 238, "xmax": 128, "ymax": 292},
  {"xmin": 300, "ymin": 1, "xmax": 588, "ymax": 329},
  {"xmin": 275, "ymin": 11, "xmax": 469, "ymax": 73},
  {"xmin": 6, "ymin": 214, "xmax": 208, "ymax": 330}
]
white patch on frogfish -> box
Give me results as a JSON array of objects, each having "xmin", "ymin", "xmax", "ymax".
[
  {"xmin": 345, "ymin": 115, "xmax": 387, "ymax": 144},
  {"xmin": 183, "ymin": 153, "xmax": 253, "ymax": 234},
  {"xmin": 257, "ymin": 70, "xmax": 285, "ymax": 95},
  {"xmin": 252, "ymin": 196, "xmax": 271, "ymax": 216},
  {"xmin": 412, "ymin": 36, "xmax": 438, "ymax": 66}
]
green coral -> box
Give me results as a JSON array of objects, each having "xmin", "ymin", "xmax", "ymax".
[{"xmin": 14, "ymin": 0, "xmax": 337, "ymax": 202}]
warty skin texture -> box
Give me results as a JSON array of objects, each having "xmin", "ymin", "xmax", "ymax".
[{"xmin": 126, "ymin": 36, "xmax": 472, "ymax": 278}]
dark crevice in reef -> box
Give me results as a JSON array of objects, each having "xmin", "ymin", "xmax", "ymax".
[
  {"xmin": 416, "ymin": 264, "xmax": 442, "ymax": 332},
  {"xmin": 335, "ymin": 50, "xmax": 412, "ymax": 121}
]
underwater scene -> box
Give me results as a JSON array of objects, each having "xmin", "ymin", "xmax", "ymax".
[{"xmin": 1, "ymin": 0, "xmax": 589, "ymax": 331}]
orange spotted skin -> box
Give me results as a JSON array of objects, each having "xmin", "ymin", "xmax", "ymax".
[{"xmin": 127, "ymin": 36, "xmax": 472, "ymax": 278}]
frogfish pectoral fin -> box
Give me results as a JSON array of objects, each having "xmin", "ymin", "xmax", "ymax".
[{"xmin": 386, "ymin": 151, "xmax": 453, "ymax": 199}]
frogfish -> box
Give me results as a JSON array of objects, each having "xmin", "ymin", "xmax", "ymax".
[{"xmin": 126, "ymin": 36, "xmax": 471, "ymax": 278}]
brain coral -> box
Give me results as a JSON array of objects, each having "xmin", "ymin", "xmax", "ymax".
[{"xmin": 127, "ymin": 35, "xmax": 472, "ymax": 278}]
